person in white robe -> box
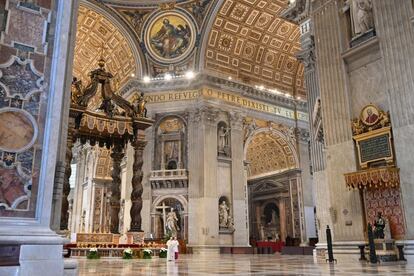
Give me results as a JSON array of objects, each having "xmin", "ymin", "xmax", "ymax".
[
  {"xmin": 166, "ymin": 237, "xmax": 175, "ymax": 261},
  {"xmin": 173, "ymin": 236, "xmax": 179, "ymax": 259}
]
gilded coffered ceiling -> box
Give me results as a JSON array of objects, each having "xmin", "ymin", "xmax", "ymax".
[
  {"xmin": 205, "ymin": 0, "xmax": 305, "ymax": 97},
  {"xmin": 74, "ymin": 0, "xmax": 305, "ymax": 98},
  {"xmin": 73, "ymin": 4, "xmax": 137, "ymax": 91},
  {"xmin": 246, "ymin": 131, "xmax": 297, "ymax": 177}
]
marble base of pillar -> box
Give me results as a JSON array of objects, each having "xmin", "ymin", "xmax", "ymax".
[
  {"xmin": 64, "ymin": 259, "xmax": 78, "ymax": 276},
  {"xmin": 313, "ymin": 241, "xmax": 366, "ymax": 263},
  {"xmin": 188, "ymin": 245, "xmax": 221, "ymax": 256},
  {"xmin": 126, "ymin": 232, "xmax": 145, "ymax": 244},
  {"xmin": 0, "ymin": 244, "xmax": 64, "ymax": 276},
  {"xmin": 396, "ymin": 240, "xmax": 414, "ymax": 262},
  {"xmin": 112, "ymin": 234, "xmax": 121, "ymax": 245},
  {"xmin": 0, "ymin": 227, "xmax": 65, "ymax": 276}
]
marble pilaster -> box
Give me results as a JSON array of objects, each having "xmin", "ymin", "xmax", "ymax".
[
  {"xmin": 373, "ymin": 0, "xmax": 414, "ymax": 240},
  {"xmin": 311, "ymin": 0, "xmax": 365, "ymax": 258},
  {"xmin": 230, "ymin": 112, "xmax": 249, "ymax": 246}
]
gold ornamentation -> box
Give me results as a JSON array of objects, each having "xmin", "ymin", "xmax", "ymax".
[
  {"xmin": 344, "ymin": 167, "xmax": 400, "ymax": 190},
  {"xmin": 351, "ymin": 104, "xmax": 391, "ymax": 135}
]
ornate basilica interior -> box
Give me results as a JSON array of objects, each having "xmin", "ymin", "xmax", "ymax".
[{"xmin": 1, "ymin": 0, "xmax": 414, "ymax": 275}]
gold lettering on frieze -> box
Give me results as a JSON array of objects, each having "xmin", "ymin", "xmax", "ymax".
[{"xmin": 141, "ymin": 88, "xmax": 308, "ymax": 122}]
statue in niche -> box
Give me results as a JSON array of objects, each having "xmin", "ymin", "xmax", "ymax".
[
  {"xmin": 268, "ymin": 209, "xmax": 277, "ymax": 226},
  {"xmin": 219, "ymin": 200, "xmax": 230, "ymax": 228},
  {"xmin": 166, "ymin": 208, "xmax": 180, "ymax": 237},
  {"xmin": 351, "ymin": 0, "xmax": 374, "ymax": 36},
  {"xmin": 218, "ymin": 124, "xmax": 230, "ymax": 156},
  {"xmin": 259, "ymin": 223, "xmax": 265, "ymax": 241},
  {"xmin": 374, "ymin": 211, "xmax": 386, "ymax": 239}
]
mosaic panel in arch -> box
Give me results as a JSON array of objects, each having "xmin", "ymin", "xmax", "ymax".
[
  {"xmin": 0, "ymin": 55, "xmax": 44, "ymax": 218},
  {"xmin": 365, "ymin": 187, "xmax": 405, "ymax": 239}
]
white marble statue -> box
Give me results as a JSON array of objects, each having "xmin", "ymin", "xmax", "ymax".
[
  {"xmin": 259, "ymin": 223, "xmax": 265, "ymax": 241},
  {"xmin": 219, "ymin": 200, "xmax": 230, "ymax": 228},
  {"xmin": 218, "ymin": 125, "xmax": 230, "ymax": 152},
  {"xmin": 166, "ymin": 208, "xmax": 180, "ymax": 236},
  {"xmin": 269, "ymin": 209, "xmax": 277, "ymax": 225},
  {"xmin": 352, "ymin": 0, "xmax": 374, "ymax": 35}
]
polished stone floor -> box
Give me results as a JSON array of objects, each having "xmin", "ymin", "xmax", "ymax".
[{"xmin": 77, "ymin": 254, "xmax": 413, "ymax": 275}]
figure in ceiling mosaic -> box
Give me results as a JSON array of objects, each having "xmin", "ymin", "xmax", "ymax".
[{"xmin": 145, "ymin": 11, "xmax": 196, "ymax": 63}]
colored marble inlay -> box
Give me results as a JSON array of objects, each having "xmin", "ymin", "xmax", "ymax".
[
  {"xmin": 365, "ymin": 187, "xmax": 405, "ymax": 239},
  {"xmin": 0, "ymin": 110, "xmax": 35, "ymax": 152}
]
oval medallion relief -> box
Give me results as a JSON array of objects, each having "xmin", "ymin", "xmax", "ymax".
[{"xmin": 0, "ymin": 108, "xmax": 37, "ymax": 153}]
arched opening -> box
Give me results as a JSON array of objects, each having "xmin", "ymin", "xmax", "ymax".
[
  {"xmin": 245, "ymin": 129, "xmax": 303, "ymax": 245},
  {"xmin": 152, "ymin": 196, "xmax": 187, "ymax": 240}
]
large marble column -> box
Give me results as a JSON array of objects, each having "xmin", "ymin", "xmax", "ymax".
[
  {"xmin": 110, "ymin": 143, "xmax": 124, "ymax": 234},
  {"xmin": 0, "ymin": 0, "xmax": 78, "ymax": 274},
  {"xmin": 187, "ymin": 106, "xmax": 220, "ymax": 253}
]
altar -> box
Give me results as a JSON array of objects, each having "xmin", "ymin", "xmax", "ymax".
[{"xmin": 256, "ymin": 241, "xmax": 285, "ymax": 253}]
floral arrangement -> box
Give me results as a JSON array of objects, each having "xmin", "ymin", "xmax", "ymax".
[
  {"xmin": 143, "ymin": 249, "xmax": 152, "ymax": 259},
  {"xmin": 159, "ymin": 248, "xmax": 167, "ymax": 258},
  {"xmin": 86, "ymin": 248, "xmax": 100, "ymax": 259},
  {"xmin": 123, "ymin": 248, "xmax": 133, "ymax": 259}
]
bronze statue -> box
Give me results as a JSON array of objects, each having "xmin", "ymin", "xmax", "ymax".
[
  {"xmin": 74, "ymin": 58, "xmax": 135, "ymax": 117},
  {"xmin": 374, "ymin": 212, "xmax": 385, "ymax": 239},
  {"xmin": 133, "ymin": 92, "xmax": 147, "ymax": 117},
  {"xmin": 71, "ymin": 77, "xmax": 83, "ymax": 104}
]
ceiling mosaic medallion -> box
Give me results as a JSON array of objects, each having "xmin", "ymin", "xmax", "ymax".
[
  {"xmin": 0, "ymin": 108, "xmax": 37, "ymax": 153},
  {"xmin": 144, "ymin": 10, "xmax": 196, "ymax": 64}
]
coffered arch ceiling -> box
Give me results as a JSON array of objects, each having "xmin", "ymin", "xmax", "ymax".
[
  {"xmin": 204, "ymin": 0, "xmax": 305, "ymax": 97},
  {"xmin": 73, "ymin": 3, "xmax": 141, "ymax": 91},
  {"xmin": 246, "ymin": 131, "xmax": 297, "ymax": 178}
]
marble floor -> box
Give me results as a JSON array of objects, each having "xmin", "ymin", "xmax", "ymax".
[{"xmin": 76, "ymin": 254, "xmax": 414, "ymax": 275}]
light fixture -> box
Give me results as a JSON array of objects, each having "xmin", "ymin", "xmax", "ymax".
[
  {"xmin": 228, "ymin": 76, "xmax": 232, "ymax": 80},
  {"xmin": 131, "ymin": 73, "xmax": 135, "ymax": 77},
  {"xmin": 143, "ymin": 76, "xmax": 150, "ymax": 83},
  {"xmin": 185, "ymin": 71, "xmax": 195, "ymax": 79},
  {"xmin": 258, "ymin": 85, "xmax": 264, "ymax": 90},
  {"xmin": 164, "ymin": 73, "xmax": 172, "ymax": 81}
]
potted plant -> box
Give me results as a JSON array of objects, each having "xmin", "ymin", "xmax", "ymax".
[
  {"xmin": 159, "ymin": 248, "xmax": 167, "ymax": 258},
  {"xmin": 143, "ymin": 249, "xmax": 152, "ymax": 259},
  {"xmin": 122, "ymin": 248, "xmax": 133, "ymax": 259},
  {"xmin": 86, "ymin": 248, "xmax": 100, "ymax": 259}
]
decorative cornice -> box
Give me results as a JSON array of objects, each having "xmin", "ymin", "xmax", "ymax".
[
  {"xmin": 119, "ymin": 73, "xmax": 308, "ymax": 113},
  {"xmin": 280, "ymin": 0, "xmax": 311, "ymax": 24}
]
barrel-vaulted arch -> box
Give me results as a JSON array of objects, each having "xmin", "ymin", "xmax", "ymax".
[
  {"xmin": 202, "ymin": 0, "xmax": 305, "ymax": 98},
  {"xmin": 245, "ymin": 128, "xmax": 299, "ymax": 178},
  {"xmin": 73, "ymin": 2, "xmax": 144, "ymax": 94}
]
